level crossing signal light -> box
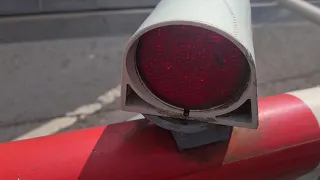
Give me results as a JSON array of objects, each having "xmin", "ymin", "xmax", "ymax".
[{"xmin": 121, "ymin": 0, "xmax": 258, "ymax": 134}]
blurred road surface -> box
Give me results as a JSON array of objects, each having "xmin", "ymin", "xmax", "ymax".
[
  {"xmin": 0, "ymin": 21, "xmax": 320, "ymax": 142},
  {"xmin": 0, "ymin": 2, "xmax": 320, "ymax": 143}
]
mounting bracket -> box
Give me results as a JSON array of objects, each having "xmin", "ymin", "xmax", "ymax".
[{"xmin": 143, "ymin": 114, "xmax": 232, "ymax": 151}]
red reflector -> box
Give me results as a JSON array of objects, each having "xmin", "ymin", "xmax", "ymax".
[{"xmin": 136, "ymin": 25, "xmax": 250, "ymax": 110}]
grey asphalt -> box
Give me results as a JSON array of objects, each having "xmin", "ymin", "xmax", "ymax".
[{"xmin": 0, "ymin": 21, "xmax": 319, "ymax": 143}]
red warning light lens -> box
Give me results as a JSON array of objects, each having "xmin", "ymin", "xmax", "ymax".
[{"xmin": 136, "ymin": 25, "xmax": 250, "ymax": 110}]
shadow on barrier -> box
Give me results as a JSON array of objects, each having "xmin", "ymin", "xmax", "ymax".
[
  {"xmin": 77, "ymin": 119, "xmax": 230, "ymax": 180},
  {"xmin": 75, "ymin": 94, "xmax": 320, "ymax": 180}
]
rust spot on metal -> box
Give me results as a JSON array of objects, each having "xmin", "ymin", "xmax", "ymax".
[{"xmin": 91, "ymin": 149, "xmax": 105, "ymax": 155}]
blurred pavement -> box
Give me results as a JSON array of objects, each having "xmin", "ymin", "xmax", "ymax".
[
  {"xmin": 0, "ymin": 21, "xmax": 320, "ymax": 142},
  {"xmin": 0, "ymin": 2, "xmax": 320, "ymax": 143}
]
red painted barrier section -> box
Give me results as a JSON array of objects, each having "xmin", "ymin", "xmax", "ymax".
[
  {"xmin": 0, "ymin": 94, "xmax": 319, "ymax": 180},
  {"xmin": 0, "ymin": 126, "xmax": 105, "ymax": 180}
]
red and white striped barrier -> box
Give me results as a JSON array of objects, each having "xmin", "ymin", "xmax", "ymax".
[
  {"xmin": 288, "ymin": 87, "xmax": 320, "ymax": 126},
  {"xmin": 0, "ymin": 87, "xmax": 319, "ymax": 180},
  {"xmin": 287, "ymin": 87, "xmax": 320, "ymax": 180}
]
